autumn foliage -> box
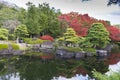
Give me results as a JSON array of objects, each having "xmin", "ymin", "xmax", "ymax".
[
  {"xmin": 58, "ymin": 12, "xmax": 120, "ymax": 41},
  {"xmin": 40, "ymin": 35, "xmax": 54, "ymax": 41},
  {"xmin": 107, "ymin": 26, "xmax": 120, "ymax": 41}
]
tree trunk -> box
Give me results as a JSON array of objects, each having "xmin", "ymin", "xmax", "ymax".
[{"xmin": 16, "ymin": 36, "xmax": 19, "ymax": 44}]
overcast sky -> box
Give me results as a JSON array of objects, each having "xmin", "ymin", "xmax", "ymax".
[{"xmin": 5, "ymin": 0, "xmax": 120, "ymax": 25}]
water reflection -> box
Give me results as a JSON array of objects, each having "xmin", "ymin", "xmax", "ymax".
[
  {"xmin": 0, "ymin": 57, "xmax": 58, "ymax": 80},
  {"xmin": 0, "ymin": 53, "xmax": 119, "ymax": 80}
]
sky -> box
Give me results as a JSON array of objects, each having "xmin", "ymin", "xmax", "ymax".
[{"xmin": 5, "ymin": 0, "xmax": 120, "ymax": 25}]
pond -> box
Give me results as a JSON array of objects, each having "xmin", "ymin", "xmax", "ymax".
[{"xmin": 0, "ymin": 52, "xmax": 120, "ymax": 80}]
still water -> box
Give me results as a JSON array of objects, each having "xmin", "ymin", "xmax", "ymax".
[{"xmin": 0, "ymin": 53, "xmax": 120, "ymax": 80}]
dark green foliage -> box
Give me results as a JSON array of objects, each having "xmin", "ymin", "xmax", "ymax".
[
  {"xmin": 8, "ymin": 34, "xmax": 15, "ymax": 40},
  {"xmin": 87, "ymin": 23, "xmax": 110, "ymax": 48},
  {"xmin": 25, "ymin": 2, "xmax": 41, "ymax": 36},
  {"xmin": 83, "ymin": 57, "xmax": 109, "ymax": 77},
  {"xmin": 0, "ymin": 44, "xmax": 8, "ymax": 50},
  {"xmin": 25, "ymin": 2, "xmax": 61, "ymax": 38},
  {"xmin": 17, "ymin": 8, "xmax": 27, "ymax": 23}
]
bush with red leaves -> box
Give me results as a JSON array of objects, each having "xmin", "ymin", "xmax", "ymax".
[{"xmin": 40, "ymin": 35, "xmax": 54, "ymax": 41}]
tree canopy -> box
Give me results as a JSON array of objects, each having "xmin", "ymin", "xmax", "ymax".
[
  {"xmin": 87, "ymin": 23, "xmax": 110, "ymax": 48},
  {"xmin": 0, "ymin": 28, "xmax": 8, "ymax": 40},
  {"xmin": 25, "ymin": 2, "xmax": 62, "ymax": 38},
  {"xmin": 14, "ymin": 24, "xmax": 28, "ymax": 39}
]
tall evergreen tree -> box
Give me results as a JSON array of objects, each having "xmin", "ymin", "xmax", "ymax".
[{"xmin": 87, "ymin": 23, "xmax": 110, "ymax": 48}]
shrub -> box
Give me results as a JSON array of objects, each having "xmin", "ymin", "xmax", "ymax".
[
  {"xmin": 0, "ymin": 44, "xmax": 8, "ymax": 50},
  {"xmin": 11, "ymin": 44, "xmax": 20, "ymax": 50},
  {"xmin": 23, "ymin": 38, "xmax": 43, "ymax": 44},
  {"xmin": 40, "ymin": 35, "xmax": 54, "ymax": 42},
  {"xmin": 23, "ymin": 38, "xmax": 32, "ymax": 43},
  {"xmin": 32, "ymin": 39, "xmax": 43, "ymax": 44}
]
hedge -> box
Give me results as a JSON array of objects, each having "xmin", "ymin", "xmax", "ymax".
[
  {"xmin": 11, "ymin": 44, "xmax": 20, "ymax": 50},
  {"xmin": 0, "ymin": 44, "xmax": 8, "ymax": 50}
]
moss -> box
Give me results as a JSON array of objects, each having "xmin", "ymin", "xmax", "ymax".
[
  {"xmin": 83, "ymin": 48, "xmax": 96, "ymax": 53},
  {"xmin": 63, "ymin": 47, "xmax": 83, "ymax": 52},
  {"xmin": 11, "ymin": 44, "xmax": 20, "ymax": 50},
  {"xmin": 0, "ymin": 44, "xmax": 8, "ymax": 50}
]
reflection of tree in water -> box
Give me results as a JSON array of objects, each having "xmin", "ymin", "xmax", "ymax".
[
  {"xmin": 0, "ymin": 56, "xmax": 109, "ymax": 80},
  {"xmin": 0, "ymin": 60, "xmax": 17, "ymax": 80},
  {"xmin": 20, "ymin": 63, "xmax": 56, "ymax": 80},
  {"xmin": 0, "ymin": 57, "xmax": 58, "ymax": 80},
  {"xmin": 14, "ymin": 58, "xmax": 58, "ymax": 80}
]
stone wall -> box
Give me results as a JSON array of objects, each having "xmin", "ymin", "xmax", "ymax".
[
  {"xmin": 0, "ymin": 44, "xmax": 25, "ymax": 55},
  {"xmin": 56, "ymin": 49, "xmax": 108, "ymax": 59}
]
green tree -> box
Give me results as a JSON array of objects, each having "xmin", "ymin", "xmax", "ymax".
[
  {"xmin": 0, "ymin": 7, "xmax": 18, "ymax": 21},
  {"xmin": 14, "ymin": 24, "xmax": 28, "ymax": 42},
  {"xmin": 58, "ymin": 28, "xmax": 80, "ymax": 46},
  {"xmin": 25, "ymin": 2, "xmax": 41, "ymax": 37},
  {"xmin": 38, "ymin": 4, "xmax": 61, "ymax": 37},
  {"xmin": 87, "ymin": 23, "xmax": 110, "ymax": 48},
  {"xmin": 0, "ymin": 28, "xmax": 8, "ymax": 40},
  {"xmin": 25, "ymin": 2, "xmax": 61, "ymax": 38},
  {"xmin": 17, "ymin": 8, "xmax": 27, "ymax": 23}
]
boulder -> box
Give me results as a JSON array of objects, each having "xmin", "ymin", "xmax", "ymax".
[
  {"xmin": 0, "ymin": 49, "xmax": 9, "ymax": 55},
  {"xmin": 97, "ymin": 50, "xmax": 107, "ymax": 57},
  {"xmin": 56, "ymin": 49, "xmax": 75, "ymax": 59},
  {"xmin": 86, "ymin": 52, "xmax": 95, "ymax": 57},
  {"xmin": 75, "ymin": 52, "xmax": 85, "ymax": 59},
  {"xmin": 12, "ymin": 50, "xmax": 25, "ymax": 55}
]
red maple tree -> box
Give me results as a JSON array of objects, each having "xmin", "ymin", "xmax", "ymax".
[
  {"xmin": 58, "ymin": 12, "xmax": 110, "ymax": 37},
  {"xmin": 107, "ymin": 26, "xmax": 120, "ymax": 41}
]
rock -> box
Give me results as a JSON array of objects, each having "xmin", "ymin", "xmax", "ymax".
[
  {"xmin": 41, "ymin": 42, "xmax": 53, "ymax": 48},
  {"xmin": 97, "ymin": 50, "xmax": 108, "ymax": 57},
  {"xmin": 75, "ymin": 52, "xmax": 85, "ymax": 59},
  {"xmin": 86, "ymin": 52, "xmax": 94, "ymax": 57},
  {"xmin": 56, "ymin": 49, "xmax": 75, "ymax": 59},
  {"xmin": 40, "ymin": 48, "xmax": 54, "ymax": 54},
  {"xmin": 12, "ymin": 50, "xmax": 25, "ymax": 55},
  {"xmin": 0, "ymin": 49, "xmax": 9, "ymax": 55}
]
